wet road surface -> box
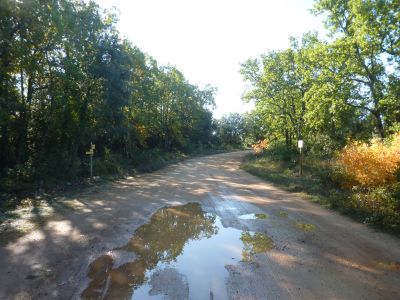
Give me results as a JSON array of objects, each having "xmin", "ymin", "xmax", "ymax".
[{"xmin": 1, "ymin": 151, "xmax": 400, "ymax": 299}]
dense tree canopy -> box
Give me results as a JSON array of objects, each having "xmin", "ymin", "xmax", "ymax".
[
  {"xmin": 241, "ymin": 0, "xmax": 400, "ymax": 154},
  {"xmin": 1, "ymin": 0, "xmax": 399, "ymax": 188},
  {"xmin": 0, "ymin": 0, "xmax": 216, "ymax": 182},
  {"xmin": 214, "ymin": 113, "xmax": 245, "ymax": 148}
]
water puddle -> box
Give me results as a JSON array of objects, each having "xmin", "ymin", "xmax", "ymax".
[
  {"xmin": 240, "ymin": 232, "xmax": 273, "ymax": 262},
  {"xmin": 239, "ymin": 213, "xmax": 268, "ymax": 220},
  {"xmin": 81, "ymin": 203, "xmax": 273, "ymax": 299}
]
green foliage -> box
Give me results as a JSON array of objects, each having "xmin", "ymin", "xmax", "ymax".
[
  {"xmin": 240, "ymin": 0, "xmax": 400, "ymax": 231},
  {"xmin": 242, "ymin": 112, "xmax": 265, "ymax": 147},
  {"xmin": 214, "ymin": 113, "xmax": 246, "ymax": 148},
  {"xmin": 240, "ymin": 33, "xmax": 364, "ymax": 154},
  {"xmin": 306, "ymin": 133, "xmax": 342, "ymax": 158},
  {"xmin": 265, "ymin": 141, "xmax": 297, "ymax": 163},
  {"xmin": 92, "ymin": 148, "xmax": 124, "ymax": 176},
  {"xmin": 241, "ymin": 151, "xmax": 332, "ymax": 199},
  {"xmin": 242, "ymin": 140, "xmax": 400, "ymax": 232},
  {"xmin": 350, "ymin": 184, "xmax": 400, "ymax": 229},
  {"xmin": 130, "ymin": 149, "xmax": 185, "ymax": 173},
  {"xmin": 0, "ymin": 0, "xmax": 218, "ymax": 194},
  {"xmin": 312, "ymin": 0, "xmax": 400, "ymax": 138},
  {"xmin": 241, "ymin": 0, "xmax": 399, "ymax": 155}
]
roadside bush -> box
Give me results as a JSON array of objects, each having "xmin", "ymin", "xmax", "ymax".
[
  {"xmin": 306, "ymin": 133, "xmax": 342, "ymax": 158},
  {"xmin": 130, "ymin": 149, "xmax": 186, "ymax": 172},
  {"xmin": 252, "ymin": 139, "xmax": 269, "ymax": 155},
  {"xmin": 350, "ymin": 183, "xmax": 400, "ymax": 229},
  {"xmin": 0, "ymin": 160, "xmax": 35, "ymax": 192},
  {"xmin": 331, "ymin": 133, "xmax": 400, "ymax": 229},
  {"xmin": 267, "ymin": 141, "xmax": 297, "ymax": 163},
  {"xmin": 242, "ymin": 134, "xmax": 400, "ymax": 232},
  {"xmin": 93, "ymin": 158, "xmax": 123, "ymax": 176},
  {"xmin": 336, "ymin": 133, "xmax": 400, "ymax": 188},
  {"xmin": 92, "ymin": 148, "xmax": 124, "ymax": 176}
]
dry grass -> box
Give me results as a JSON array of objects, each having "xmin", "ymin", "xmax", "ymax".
[
  {"xmin": 251, "ymin": 139, "xmax": 269, "ymax": 155},
  {"xmin": 337, "ymin": 133, "xmax": 400, "ymax": 188}
]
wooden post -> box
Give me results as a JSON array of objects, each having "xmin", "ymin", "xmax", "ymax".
[
  {"xmin": 86, "ymin": 142, "xmax": 95, "ymax": 181},
  {"xmin": 299, "ymin": 147, "xmax": 303, "ymax": 176},
  {"xmin": 90, "ymin": 151, "xmax": 93, "ymax": 179},
  {"xmin": 298, "ymin": 140, "xmax": 304, "ymax": 176}
]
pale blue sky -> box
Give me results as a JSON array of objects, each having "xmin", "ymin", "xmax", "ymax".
[{"xmin": 95, "ymin": 0, "xmax": 326, "ymax": 118}]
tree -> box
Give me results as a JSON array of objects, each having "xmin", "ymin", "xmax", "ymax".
[
  {"xmin": 241, "ymin": 34, "xmax": 323, "ymax": 147},
  {"xmin": 215, "ymin": 113, "xmax": 245, "ymax": 147},
  {"xmin": 313, "ymin": 0, "xmax": 400, "ymax": 137},
  {"xmin": 0, "ymin": 0, "xmax": 217, "ymax": 187}
]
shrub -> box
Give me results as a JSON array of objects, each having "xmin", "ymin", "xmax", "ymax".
[
  {"xmin": 336, "ymin": 133, "xmax": 400, "ymax": 188},
  {"xmin": 350, "ymin": 183, "xmax": 400, "ymax": 228},
  {"xmin": 252, "ymin": 139, "xmax": 269, "ymax": 155},
  {"xmin": 306, "ymin": 133, "xmax": 342, "ymax": 158},
  {"xmin": 267, "ymin": 141, "xmax": 297, "ymax": 163},
  {"xmin": 93, "ymin": 159, "xmax": 123, "ymax": 176},
  {"xmin": 93, "ymin": 148, "xmax": 124, "ymax": 176}
]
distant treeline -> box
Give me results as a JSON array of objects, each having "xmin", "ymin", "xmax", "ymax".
[{"xmin": 0, "ymin": 0, "xmax": 217, "ymax": 183}]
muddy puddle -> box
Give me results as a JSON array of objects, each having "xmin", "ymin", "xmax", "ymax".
[{"xmin": 81, "ymin": 203, "xmax": 273, "ymax": 299}]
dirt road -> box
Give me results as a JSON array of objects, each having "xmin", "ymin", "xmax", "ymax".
[{"xmin": 1, "ymin": 151, "xmax": 400, "ymax": 299}]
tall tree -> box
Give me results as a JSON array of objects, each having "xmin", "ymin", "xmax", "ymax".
[
  {"xmin": 313, "ymin": 0, "xmax": 400, "ymax": 137},
  {"xmin": 0, "ymin": 0, "xmax": 216, "ymax": 185}
]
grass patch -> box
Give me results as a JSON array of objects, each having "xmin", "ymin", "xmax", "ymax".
[
  {"xmin": 241, "ymin": 154, "xmax": 331, "ymax": 206},
  {"xmin": 278, "ymin": 211, "xmax": 289, "ymax": 218},
  {"xmin": 255, "ymin": 213, "xmax": 268, "ymax": 219},
  {"xmin": 295, "ymin": 222, "xmax": 316, "ymax": 232}
]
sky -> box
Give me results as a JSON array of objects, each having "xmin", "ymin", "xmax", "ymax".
[{"xmin": 95, "ymin": 0, "xmax": 326, "ymax": 118}]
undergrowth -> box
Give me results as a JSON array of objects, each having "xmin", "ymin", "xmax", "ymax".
[
  {"xmin": 0, "ymin": 147, "xmax": 229, "ymax": 213},
  {"xmin": 241, "ymin": 144, "xmax": 400, "ymax": 234}
]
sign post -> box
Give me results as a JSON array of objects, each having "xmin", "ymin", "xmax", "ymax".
[
  {"xmin": 298, "ymin": 140, "xmax": 304, "ymax": 176},
  {"xmin": 86, "ymin": 143, "xmax": 95, "ymax": 180}
]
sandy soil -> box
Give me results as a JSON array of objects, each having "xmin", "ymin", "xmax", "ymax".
[{"xmin": 1, "ymin": 151, "xmax": 400, "ymax": 299}]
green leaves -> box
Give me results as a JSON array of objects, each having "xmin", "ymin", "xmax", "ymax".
[
  {"xmin": 241, "ymin": 35, "xmax": 321, "ymax": 145},
  {"xmin": 242, "ymin": 0, "xmax": 399, "ymax": 153},
  {"xmin": 313, "ymin": 0, "xmax": 400, "ymax": 137},
  {"xmin": 0, "ymin": 0, "xmax": 216, "ymax": 182}
]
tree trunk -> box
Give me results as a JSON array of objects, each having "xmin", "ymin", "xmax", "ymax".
[
  {"xmin": 0, "ymin": 125, "xmax": 8, "ymax": 169},
  {"xmin": 372, "ymin": 111, "xmax": 385, "ymax": 138},
  {"xmin": 285, "ymin": 129, "xmax": 290, "ymax": 148},
  {"xmin": 16, "ymin": 71, "xmax": 33, "ymax": 164}
]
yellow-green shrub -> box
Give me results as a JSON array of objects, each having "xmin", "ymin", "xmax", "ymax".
[
  {"xmin": 336, "ymin": 133, "xmax": 400, "ymax": 188},
  {"xmin": 252, "ymin": 139, "xmax": 269, "ymax": 155}
]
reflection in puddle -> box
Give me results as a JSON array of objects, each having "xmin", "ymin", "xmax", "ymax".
[
  {"xmin": 239, "ymin": 213, "xmax": 268, "ymax": 220},
  {"xmin": 241, "ymin": 232, "xmax": 273, "ymax": 262},
  {"xmin": 81, "ymin": 203, "xmax": 273, "ymax": 299}
]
